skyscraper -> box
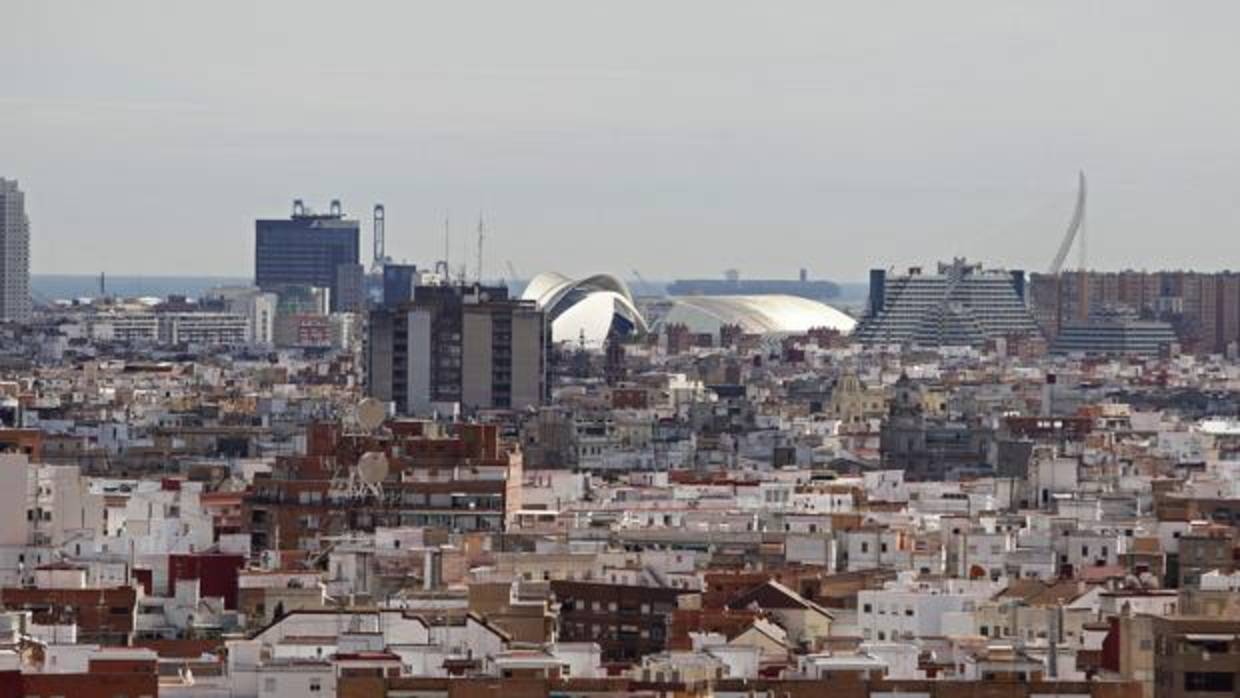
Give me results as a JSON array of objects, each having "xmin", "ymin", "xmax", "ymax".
[
  {"xmin": 255, "ymin": 199, "xmax": 360, "ymax": 312},
  {"xmin": 0, "ymin": 179, "xmax": 32, "ymax": 323}
]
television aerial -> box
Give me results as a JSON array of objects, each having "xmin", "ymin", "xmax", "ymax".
[
  {"xmin": 355, "ymin": 397, "xmax": 387, "ymax": 432},
  {"xmin": 331, "ymin": 399, "xmax": 391, "ymax": 501},
  {"xmin": 355, "ymin": 451, "xmax": 389, "ymax": 498}
]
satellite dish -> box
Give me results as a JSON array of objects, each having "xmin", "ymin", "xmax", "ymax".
[
  {"xmin": 356, "ymin": 398, "xmax": 386, "ymax": 432},
  {"xmin": 357, "ymin": 451, "xmax": 390, "ymax": 484}
]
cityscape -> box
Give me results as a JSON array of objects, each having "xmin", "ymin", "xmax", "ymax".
[{"xmin": 5, "ymin": 4, "xmax": 1240, "ymax": 698}]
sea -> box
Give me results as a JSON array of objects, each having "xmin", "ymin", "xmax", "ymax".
[{"xmin": 33, "ymin": 274, "xmax": 250, "ymax": 303}]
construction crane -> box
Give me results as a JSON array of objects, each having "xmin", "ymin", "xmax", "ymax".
[
  {"xmin": 1047, "ymin": 171, "xmax": 1087, "ymax": 276},
  {"xmin": 630, "ymin": 269, "xmax": 657, "ymax": 297}
]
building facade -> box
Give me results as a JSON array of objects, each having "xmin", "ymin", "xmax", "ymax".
[
  {"xmin": 255, "ymin": 200, "xmax": 360, "ymax": 313},
  {"xmin": 0, "ymin": 179, "xmax": 32, "ymax": 322},
  {"xmin": 368, "ymin": 284, "xmax": 547, "ymax": 415},
  {"xmin": 1031, "ymin": 269, "xmax": 1240, "ymax": 354},
  {"xmin": 856, "ymin": 259, "xmax": 1038, "ymax": 348},
  {"xmin": 1051, "ymin": 319, "xmax": 1178, "ymax": 357}
]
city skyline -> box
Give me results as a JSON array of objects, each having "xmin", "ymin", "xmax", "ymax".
[{"xmin": 6, "ymin": 2, "xmax": 1240, "ymax": 280}]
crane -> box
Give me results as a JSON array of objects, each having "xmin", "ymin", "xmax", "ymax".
[{"xmin": 630, "ymin": 269, "xmax": 657, "ymax": 297}]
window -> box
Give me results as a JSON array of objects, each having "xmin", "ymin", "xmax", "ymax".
[
  {"xmin": 1185, "ymin": 672, "xmax": 1235, "ymax": 692},
  {"xmin": 264, "ymin": 677, "xmax": 277, "ymax": 692},
  {"xmin": 863, "ymin": 603, "xmax": 873, "ymax": 613},
  {"xmin": 309, "ymin": 678, "xmax": 322, "ymax": 692}
]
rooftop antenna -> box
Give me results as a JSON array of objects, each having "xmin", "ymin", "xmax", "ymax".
[
  {"xmin": 372, "ymin": 204, "xmax": 386, "ymax": 271},
  {"xmin": 476, "ymin": 212, "xmax": 485, "ymax": 284},
  {"xmin": 443, "ymin": 213, "xmax": 451, "ymax": 282},
  {"xmin": 330, "ymin": 398, "xmax": 391, "ymax": 501},
  {"xmin": 458, "ymin": 226, "xmax": 469, "ymax": 285}
]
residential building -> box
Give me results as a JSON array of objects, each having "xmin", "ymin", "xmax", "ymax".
[
  {"xmin": 0, "ymin": 179, "xmax": 31, "ymax": 322},
  {"xmin": 368, "ymin": 284, "xmax": 547, "ymax": 414}
]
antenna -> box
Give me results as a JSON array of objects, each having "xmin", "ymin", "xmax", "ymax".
[
  {"xmin": 356, "ymin": 452, "xmax": 390, "ymax": 499},
  {"xmin": 330, "ymin": 399, "xmax": 391, "ymax": 501},
  {"xmin": 355, "ymin": 398, "xmax": 386, "ymax": 432},
  {"xmin": 476, "ymin": 213, "xmax": 485, "ymax": 284},
  {"xmin": 372, "ymin": 204, "xmax": 386, "ymax": 270},
  {"xmin": 443, "ymin": 213, "xmax": 451, "ymax": 280}
]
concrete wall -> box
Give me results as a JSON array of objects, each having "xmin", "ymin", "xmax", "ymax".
[
  {"xmin": 408, "ymin": 309, "xmax": 432, "ymax": 415},
  {"xmin": 462, "ymin": 310, "xmax": 493, "ymax": 410},
  {"xmin": 0, "ymin": 454, "xmax": 28, "ymax": 546},
  {"xmin": 511, "ymin": 311, "xmax": 544, "ymax": 410}
]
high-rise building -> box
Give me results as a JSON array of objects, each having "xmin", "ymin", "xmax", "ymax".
[
  {"xmin": 255, "ymin": 199, "xmax": 359, "ymax": 312},
  {"xmin": 0, "ymin": 179, "xmax": 32, "ymax": 322},
  {"xmin": 368, "ymin": 284, "xmax": 547, "ymax": 415},
  {"xmin": 382, "ymin": 263, "xmax": 418, "ymax": 307},
  {"xmin": 855, "ymin": 259, "xmax": 1039, "ymax": 348}
]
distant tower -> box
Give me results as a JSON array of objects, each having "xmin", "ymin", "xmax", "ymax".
[
  {"xmin": 0, "ymin": 179, "xmax": 32, "ymax": 322},
  {"xmin": 372, "ymin": 204, "xmax": 386, "ymax": 270}
]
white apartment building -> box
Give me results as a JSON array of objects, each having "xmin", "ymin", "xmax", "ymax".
[
  {"xmin": 158, "ymin": 312, "xmax": 251, "ymax": 345},
  {"xmin": 858, "ymin": 576, "xmax": 999, "ymax": 642}
]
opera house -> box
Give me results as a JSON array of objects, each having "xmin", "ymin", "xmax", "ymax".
[
  {"xmin": 521, "ymin": 272, "xmax": 649, "ymax": 348},
  {"xmin": 523, "ymin": 272, "xmax": 856, "ymax": 347}
]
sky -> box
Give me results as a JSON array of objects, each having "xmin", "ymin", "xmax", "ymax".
[{"xmin": 4, "ymin": 1, "xmax": 1240, "ymax": 282}]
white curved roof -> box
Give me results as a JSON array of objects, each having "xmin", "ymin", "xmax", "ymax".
[
  {"xmin": 660, "ymin": 294, "xmax": 856, "ymax": 335},
  {"xmin": 522, "ymin": 272, "xmax": 649, "ymax": 348}
]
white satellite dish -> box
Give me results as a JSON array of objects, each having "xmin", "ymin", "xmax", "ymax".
[
  {"xmin": 355, "ymin": 398, "xmax": 386, "ymax": 432},
  {"xmin": 357, "ymin": 451, "xmax": 390, "ymax": 485}
]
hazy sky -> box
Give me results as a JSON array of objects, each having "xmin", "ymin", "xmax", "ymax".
[{"xmin": 5, "ymin": 2, "xmax": 1240, "ymax": 281}]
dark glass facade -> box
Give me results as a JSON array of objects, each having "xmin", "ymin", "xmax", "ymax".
[{"xmin": 255, "ymin": 214, "xmax": 360, "ymax": 312}]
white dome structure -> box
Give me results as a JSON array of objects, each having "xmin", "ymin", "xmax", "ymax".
[
  {"xmin": 522, "ymin": 272, "xmax": 649, "ymax": 348},
  {"xmin": 658, "ymin": 294, "xmax": 856, "ymax": 336}
]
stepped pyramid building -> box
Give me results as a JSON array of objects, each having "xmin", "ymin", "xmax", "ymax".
[{"xmin": 854, "ymin": 258, "xmax": 1040, "ymax": 348}]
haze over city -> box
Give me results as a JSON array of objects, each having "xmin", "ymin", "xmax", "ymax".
[
  {"xmin": 11, "ymin": 4, "xmax": 1240, "ymax": 698},
  {"xmin": 6, "ymin": 1, "xmax": 1240, "ymax": 280}
]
